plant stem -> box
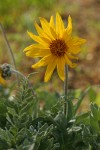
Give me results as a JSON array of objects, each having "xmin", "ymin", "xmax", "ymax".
[
  {"xmin": 64, "ymin": 65, "xmax": 68, "ymax": 115},
  {"xmin": 0, "ymin": 23, "xmax": 20, "ymax": 85},
  {"xmin": 11, "ymin": 68, "xmax": 35, "ymax": 96}
]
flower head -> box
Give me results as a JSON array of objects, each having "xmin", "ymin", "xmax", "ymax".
[
  {"xmin": 24, "ymin": 13, "xmax": 86, "ymax": 82},
  {"xmin": 0, "ymin": 75, "xmax": 5, "ymax": 85}
]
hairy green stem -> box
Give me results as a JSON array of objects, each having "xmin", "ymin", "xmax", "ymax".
[
  {"xmin": 11, "ymin": 68, "xmax": 35, "ymax": 96},
  {"xmin": 64, "ymin": 65, "xmax": 68, "ymax": 115},
  {"xmin": 0, "ymin": 23, "xmax": 20, "ymax": 85}
]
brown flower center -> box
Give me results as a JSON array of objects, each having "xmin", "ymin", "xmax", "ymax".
[{"xmin": 50, "ymin": 39, "xmax": 67, "ymax": 57}]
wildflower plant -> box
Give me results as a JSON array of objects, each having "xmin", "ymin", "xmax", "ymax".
[
  {"xmin": 0, "ymin": 13, "xmax": 100, "ymax": 150},
  {"xmin": 24, "ymin": 13, "xmax": 86, "ymax": 82},
  {"xmin": 24, "ymin": 12, "xmax": 86, "ymax": 115}
]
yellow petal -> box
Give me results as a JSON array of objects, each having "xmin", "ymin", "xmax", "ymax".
[
  {"xmin": 24, "ymin": 44, "xmax": 35, "ymax": 52},
  {"xmin": 44, "ymin": 55, "xmax": 57, "ymax": 82},
  {"xmin": 57, "ymin": 57, "xmax": 65, "ymax": 81},
  {"xmin": 25, "ymin": 49, "xmax": 39, "ymax": 57},
  {"xmin": 62, "ymin": 30, "xmax": 71, "ymax": 43},
  {"xmin": 39, "ymin": 17, "xmax": 50, "ymax": 34},
  {"xmin": 50, "ymin": 27, "xmax": 57, "ymax": 39},
  {"xmin": 68, "ymin": 46, "xmax": 81, "ymax": 54},
  {"xmin": 23, "ymin": 44, "xmax": 49, "ymax": 52},
  {"xmin": 27, "ymin": 31, "xmax": 43, "ymax": 44},
  {"xmin": 39, "ymin": 49, "xmax": 51, "ymax": 56},
  {"xmin": 34, "ymin": 22, "xmax": 44, "ymax": 36},
  {"xmin": 56, "ymin": 12, "xmax": 65, "ymax": 37},
  {"xmin": 26, "ymin": 48, "xmax": 51, "ymax": 58},
  {"xmin": 50, "ymin": 16, "xmax": 55, "ymax": 28},
  {"xmin": 24, "ymin": 45, "xmax": 39, "ymax": 57},
  {"xmin": 65, "ymin": 15, "xmax": 72, "ymax": 35},
  {"xmin": 67, "ymin": 53, "xmax": 78, "ymax": 60},
  {"xmin": 68, "ymin": 36, "xmax": 86, "ymax": 46},
  {"xmin": 39, "ymin": 17, "xmax": 54, "ymax": 40},
  {"xmin": 34, "ymin": 22, "xmax": 52, "ymax": 40},
  {"xmin": 41, "ymin": 37, "xmax": 51, "ymax": 44},
  {"xmin": 26, "ymin": 52, "xmax": 39, "ymax": 57},
  {"xmin": 64, "ymin": 54, "xmax": 77, "ymax": 68},
  {"xmin": 32, "ymin": 55, "xmax": 52, "ymax": 68}
]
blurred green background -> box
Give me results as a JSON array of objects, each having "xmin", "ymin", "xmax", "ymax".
[{"xmin": 0, "ymin": 0, "xmax": 100, "ymax": 108}]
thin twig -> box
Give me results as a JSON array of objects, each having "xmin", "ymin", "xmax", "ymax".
[
  {"xmin": 0, "ymin": 23, "xmax": 20, "ymax": 85},
  {"xmin": 64, "ymin": 65, "xmax": 68, "ymax": 115}
]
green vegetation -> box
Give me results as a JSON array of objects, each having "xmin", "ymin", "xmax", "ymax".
[{"xmin": 0, "ymin": 79, "xmax": 100, "ymax": 149}]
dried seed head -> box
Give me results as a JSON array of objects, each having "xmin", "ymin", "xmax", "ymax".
[{"xmin": 0, "ymin": 63, "xmax": 12, "ymax": 79}]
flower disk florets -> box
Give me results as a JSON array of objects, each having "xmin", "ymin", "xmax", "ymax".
[{"xmin": 50, "ymin": 39, "xmax": 67, "ymax": 57}]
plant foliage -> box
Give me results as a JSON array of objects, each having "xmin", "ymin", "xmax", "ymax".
[{"xmin": 0, "ymin": 80, "xmax": 100, "ymax": 150}]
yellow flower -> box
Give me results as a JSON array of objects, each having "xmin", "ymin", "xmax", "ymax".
[
  {"xmin": 24, "ymin": 13, "xmax": 86, "ymax": 82},
  {"xmin": 0, "ymin": 74, "xmax": 5, "ymax": 86}
]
